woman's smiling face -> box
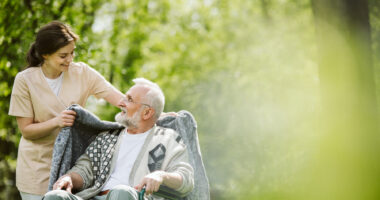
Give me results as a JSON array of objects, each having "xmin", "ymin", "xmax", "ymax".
[{"xmin": 42, "ymin": 41, "xmax": 76, "ymax": 74}]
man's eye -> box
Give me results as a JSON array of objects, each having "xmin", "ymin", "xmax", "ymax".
[{"xmin": 60, "ymin": 56, "xmax": 66, "ymax": 59}]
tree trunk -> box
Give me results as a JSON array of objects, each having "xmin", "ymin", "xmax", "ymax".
[{"xmin": 309, "ymin": 0, "xmax": 380, "ymax": 199}]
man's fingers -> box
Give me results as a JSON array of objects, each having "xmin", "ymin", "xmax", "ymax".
[
  {"xmin": 145, "ymin": 183, "xmax": 151, "ymax": 195},
  {"xmin": 145, "ymin": 181, "xmax": 159, "ymax": 195},
  {"xmin": 66, "ymin": 185, "xmax": 72, "ymax": 193},
  {"xmin": 53, "ymin": 183, "xmax": 58, "ymax": 190},
  {"xmin": 54, "ymin": 181, "xmax": 64, "ymax": 190},
  {"xmin": 137, "ymin": 173, "xmax": 164, "ymax": 195},
  {"xmin": 145, "ymin": 179, "xmax": 153, "ymax": 194},
  {"xmin": 153, "ymin": 184, "xmax": 159, "ymax": 192},
  {"xmin": 134, "ymin": 182, "xmax": 144, "ymax": 192}
]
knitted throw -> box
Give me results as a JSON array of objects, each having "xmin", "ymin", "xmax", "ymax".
[
  {"xmin": 48, "ymin": 105, "xmax": 123, "ymax": 191},
  {"xmin": 85, "ymin": 129, "xmax": 123, "ymax": 188}
]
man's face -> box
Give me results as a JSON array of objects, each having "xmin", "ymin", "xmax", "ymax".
[{"xmin": 115, "ymin": 85, "xmax": 148, "ymax": 127}]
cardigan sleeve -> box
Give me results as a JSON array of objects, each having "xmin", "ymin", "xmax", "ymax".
[
  {"xmin": 67, "ymin": 154, "xmax": 94, "ymax": 191},
  {"xmin": 164, "ymin": 133, "xmax": 194, "ymax": 196}
]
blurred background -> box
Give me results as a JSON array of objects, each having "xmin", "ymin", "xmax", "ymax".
[{"xmin": 1, "ymin": 0, "xmax": 380, "ymax": 199}]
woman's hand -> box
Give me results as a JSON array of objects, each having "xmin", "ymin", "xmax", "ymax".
[
  {"xmin": 55, "ymin": 110, "xmax": 77, "ymax": 128},
  {"xmin": 16, "ymin": 109, "xmax": 77, "ymax": 140},
  {"xmin": 159, "ymin": 112, "xmax": 178, "ymax": 118}
]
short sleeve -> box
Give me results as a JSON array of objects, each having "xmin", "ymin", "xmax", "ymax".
[
  {"xmin": 84, "ymin": 63, "xmax": 115, "ymax": 99},
  {"xmin": 8, "ymin": 73, "xmax": 34, "ymax": 118}
]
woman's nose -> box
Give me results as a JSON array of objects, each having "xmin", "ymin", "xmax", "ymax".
[{"xmin": 66, "ymin": 54, "xmax": 74, "ymax": 62}]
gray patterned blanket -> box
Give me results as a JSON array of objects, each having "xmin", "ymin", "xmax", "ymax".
[{"xmin": 48, "ymin": 104, "xmax": 123, "ymax": 191}]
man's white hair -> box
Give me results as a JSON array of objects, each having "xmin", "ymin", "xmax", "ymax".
[{"xmin": 133, "ymin": 78, "xmax": 165, "ymax": 119}]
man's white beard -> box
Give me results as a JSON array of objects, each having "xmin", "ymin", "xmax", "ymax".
[{"xmin": 115, "ymin": 108, "xmax": 141, "ymax": 128}]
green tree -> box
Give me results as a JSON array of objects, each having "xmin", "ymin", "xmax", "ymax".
[
  {"xmin": 305, "ymin": 0, "xmax": 380, "ymax": 199},
  {"xmin": 3, "ymin": 0, "xmax": 380, "ymax": 199}
]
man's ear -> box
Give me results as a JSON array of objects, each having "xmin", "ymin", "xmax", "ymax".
[{"xmin": 142, "ymin": 107, "xmax": 155, "ymax": 120}]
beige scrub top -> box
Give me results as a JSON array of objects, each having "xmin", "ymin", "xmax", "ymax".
[{"xmin": 8, "ymin": 62, "xmax": 117, "ymax": 195}]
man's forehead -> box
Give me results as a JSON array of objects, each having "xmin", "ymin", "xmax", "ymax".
[{"xmin": 125, "ymin": 85, "xmax": 148, "ymax": 97}]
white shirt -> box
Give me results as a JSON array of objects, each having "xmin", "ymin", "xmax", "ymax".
[
  {"xmin": 102, "ymin": 128, "xmax": 151, "ymax": 190},
  {"xmin": 43, "ymin": 72, "xmax": 64, "ymax": 96}
]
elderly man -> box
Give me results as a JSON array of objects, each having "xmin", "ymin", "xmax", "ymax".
[{"xmin": 44, "ymin": 78, "xmax": 194, "ymax": 200}]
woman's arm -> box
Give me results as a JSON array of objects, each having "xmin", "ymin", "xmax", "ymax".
[
  {"xmin": 103, "ymin": 89, "xmax": 124, "ymax": 107},
  {"xmin": 16, "ymin": 110, "xmax": 76, "ymax": 140}
]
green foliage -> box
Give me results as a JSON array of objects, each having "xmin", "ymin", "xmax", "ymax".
[{"xmin": 1, "ymin": 0, "xmax": 380, "ymax": 199}]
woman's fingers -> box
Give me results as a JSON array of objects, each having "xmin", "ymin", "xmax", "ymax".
[
  {"xmin": 56, "ymin": 110, "xmax": 77, "ymax": 127},
  {"xmin": 62, "ymin": 114, "xmax": 75, "ymax": 120},
  {"xmin": 59, "ymin": 110, "xmax": 76, "ymax": 127},
  {"xmin": 63, "ymin": 110, "xmax": 76, "ymax": 116}
]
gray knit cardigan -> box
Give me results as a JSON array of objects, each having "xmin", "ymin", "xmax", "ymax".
[{"xmin": 48, "ymin": 105, "xmax": 210, "ymax": 200}]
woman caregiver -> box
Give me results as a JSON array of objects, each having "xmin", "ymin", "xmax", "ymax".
[{"xmin": 8, "ymin": 21, "xmax": 124, "ymax": 200}]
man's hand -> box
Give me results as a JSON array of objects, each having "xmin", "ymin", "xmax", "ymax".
[
  {"xmin": 134, "ymin": 171, "xmax": 165, "ymax": 195},
  {"xmin": 53, "ymin": 174, "xmax": 74, "ymax": 193}
]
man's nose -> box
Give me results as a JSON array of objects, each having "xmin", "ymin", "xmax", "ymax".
[{"xmin": 118, "ymin": 99, "xmax": 125, "ymax": 107}]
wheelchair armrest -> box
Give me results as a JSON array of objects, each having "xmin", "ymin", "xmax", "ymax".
[{"xmin": 154, "ymin": 185, "xmax": 183, "ymax": 199}]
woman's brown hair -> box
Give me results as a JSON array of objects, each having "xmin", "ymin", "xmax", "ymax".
[{"xmin": 26, "ymin": 21, "xmax": 79, "ymax": 68}]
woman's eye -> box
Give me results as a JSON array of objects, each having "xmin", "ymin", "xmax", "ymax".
[{"xmin": 60, "ymin": 56, "xmax": 66, "ymax": 59}]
